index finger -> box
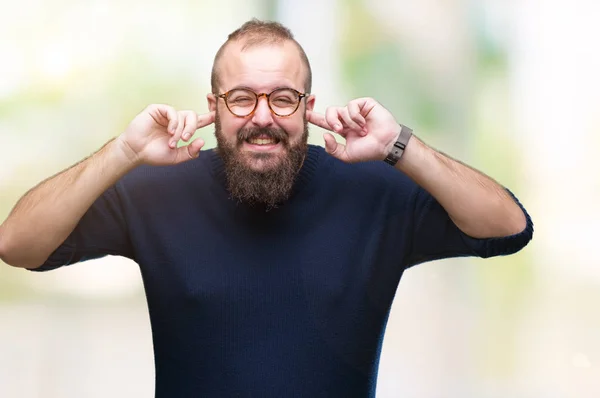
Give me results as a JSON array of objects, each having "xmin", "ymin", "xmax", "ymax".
[
  {"xmin": 152, "ymin": 104, "xmax": 179, "ymax": 134},
  {"xmin": 196, "ymin": 111, "xmax": 216, "ymax": 129},
  {"xmin": 306, "ymin": 110, "xmax": 333, "ymax": 131}
]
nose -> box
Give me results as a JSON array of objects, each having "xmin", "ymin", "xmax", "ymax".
[{"xmin": 250, "ymin": 94, "xmax": 274, "ymax": 128}]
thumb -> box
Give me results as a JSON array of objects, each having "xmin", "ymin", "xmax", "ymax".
[
  {"xmin": 187, "ymin": 137, "xmax": 205, "ymax": 158},
  {"xmin": 323, "ymin": 133, "xmax": 349, "ymax": 162},
  {"xmin": 174, "ymin": 137, "xmax": 205, "ymax": 163}
]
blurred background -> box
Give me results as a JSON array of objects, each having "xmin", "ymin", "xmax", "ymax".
[{"xmin": 1, "ymin": 0, "xmax": 598, "ymax": 397}]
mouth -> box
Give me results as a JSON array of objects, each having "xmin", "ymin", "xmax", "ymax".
[{"xmin": 243, "ymin": 135, "xmax": 282, "ymax": 151}]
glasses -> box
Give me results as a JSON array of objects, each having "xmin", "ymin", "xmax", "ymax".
[{"xmin": 217, "ymin": 88, "xmax": 308, "ymax": 117}]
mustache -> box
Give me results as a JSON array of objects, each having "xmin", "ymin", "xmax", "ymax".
[{"xmin": 237, "ymin": 127, "xmax": 289, "ymax": 144}]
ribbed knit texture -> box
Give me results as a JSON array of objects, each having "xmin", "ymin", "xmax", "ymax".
[{"xmin": 34, "ymin": 145, "xmax": 533, "ymax": 397}]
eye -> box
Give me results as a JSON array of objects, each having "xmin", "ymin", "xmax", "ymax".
[
  {"xmin": 227, "ymin": 89, "xmax": 256, "ymax": 106},
  {"xmin": 231, "ymin": 96, "xmax": 253, "ymax": 104},
  {"xmin": 271, "ymin": 92, "xmax": 297, "ymax": 106}
]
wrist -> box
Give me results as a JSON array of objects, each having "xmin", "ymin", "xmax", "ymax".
[
  {"xmin": 112, "ymin": 136, "xmax": 143, "ymax": 169},
  {"xmin": 109, "ymin": 137, "xmax": 143, "ymax": 173},
  {"xmin": 383, "ymin": 124, "xmax": 413, "ymax": 166},
  {"xmin": 382, "ymin": 125, "xmax": 401, "ymax": 159}
]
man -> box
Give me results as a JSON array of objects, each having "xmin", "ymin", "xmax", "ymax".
[{"xmin": 0, "ymin": 19, "xmax": 532, "ymax": 397}]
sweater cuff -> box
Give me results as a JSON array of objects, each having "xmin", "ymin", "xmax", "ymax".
[
  {"xmin": 26, "ymin": 235, "xmax": 78, "ymax": 272},
  {"xmin": 459, "ymin": 189, "xmax": 534, "ymax": 258}
]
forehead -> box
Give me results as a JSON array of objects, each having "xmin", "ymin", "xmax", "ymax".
[{"xmin": 218, "ymin": 41, "xmax": 305, "ymax": 92}]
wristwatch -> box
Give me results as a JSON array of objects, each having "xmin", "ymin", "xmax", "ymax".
[{"xmin": 383, "ymin": 124, "xmax": 413, "ymax": 166}]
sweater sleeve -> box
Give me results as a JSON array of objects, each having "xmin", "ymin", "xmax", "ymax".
[
  {"xmin": 404, "ymin": 185, "xmax": 534, "ymax": 268},
  {"xmin": 28, "ymin": 184, "xmax": 134, "ymax": 272}
]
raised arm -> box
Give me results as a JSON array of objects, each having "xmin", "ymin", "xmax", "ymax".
[
  {"xmin": 307, "ymin": 97, "xmax": 526, "ymax": 239},
  {"xmin": 0, "ymin": 105, "xmax": 214, "ymax": 268}
]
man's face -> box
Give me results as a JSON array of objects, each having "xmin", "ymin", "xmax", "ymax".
[{"xmin": 208, "ymin": 41, "xmax": 315, "ymax": 207}]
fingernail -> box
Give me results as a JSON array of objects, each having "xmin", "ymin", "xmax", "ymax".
[
  {"xmin": 183, "ymin": 133, "xmax": 190, "ymax": 140},
  {"xmin": 170, "ymin": 140, "xmax": 176, "ymax": 147},
  {"xmin": 335, "ymin": 124, "xmax": 342, "ymax": 131}
]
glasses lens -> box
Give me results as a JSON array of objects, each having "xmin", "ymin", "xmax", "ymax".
[
  {"xmin": 226, "ymin": 89, "xmax": 257, "ymax": 116},
  {"xmin": 269, "ymin": 89, "xmax": 300, "ymax": 116}
]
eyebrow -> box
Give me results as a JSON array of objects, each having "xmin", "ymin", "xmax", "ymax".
[{"xmin": 229, "ymin": 85, "xmax": 300, "ymax": 93}]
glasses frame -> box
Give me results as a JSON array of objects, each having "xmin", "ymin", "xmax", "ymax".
[{"xmin": 217, "ymin": 87, "xmax": 308, "ymax": 118}]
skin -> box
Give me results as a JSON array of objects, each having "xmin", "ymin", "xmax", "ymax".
[
  {"xmin": 0, "ymin": 40, "xmax": 526, "ymax": 269},
  {"xmin": 307, "ymin": 98, "xmax": 527, "ymax": 238},
  {"xmin": 207, "ymin": 40, "xmax": 315, "ymax": 172}
]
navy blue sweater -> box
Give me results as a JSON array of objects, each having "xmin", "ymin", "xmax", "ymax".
[{"xmin": 35, "ymin": 145, "xmax": 533, "ymax": 397}]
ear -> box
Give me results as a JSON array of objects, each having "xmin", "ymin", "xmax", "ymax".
[
  {"xmin": 305, "ymin": 94, "xmax": 315, "ymax": 112},
  {"xmin": 207, "ymin": 93, "xmax": 217, "ymax": 112}
]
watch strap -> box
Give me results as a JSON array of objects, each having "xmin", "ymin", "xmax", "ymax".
[{"xmin": 383, "ymin": 124, "xmax": 413, "ymax": 166}]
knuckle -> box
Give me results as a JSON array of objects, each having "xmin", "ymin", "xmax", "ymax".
[{"xmin": 145, "ymin": 104, "xmax": 161, "ymax": 114}]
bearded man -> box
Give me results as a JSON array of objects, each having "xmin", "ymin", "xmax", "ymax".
[{"xmin": 0, "ymin": 19, "xmax": 533, "ymax": 398}]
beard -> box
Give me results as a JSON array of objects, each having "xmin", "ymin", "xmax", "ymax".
[{"xmin": 214, "ymin": 111, "xmax": 309, "ymax": 209}]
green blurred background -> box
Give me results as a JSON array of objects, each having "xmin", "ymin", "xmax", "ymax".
[{"xmin": 1, "ymin": 0, "xmax": 599, "ymax": 397}]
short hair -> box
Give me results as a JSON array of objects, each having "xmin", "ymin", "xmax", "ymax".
[{"xmin": 210, "ymin": 19, "xmax": 312, "ymax": 94}]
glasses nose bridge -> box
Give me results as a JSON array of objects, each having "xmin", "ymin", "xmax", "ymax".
[
  {"xmin": 256, "ymin": 92, "xmax": 270, "ymax": 105},
  {"xmin": 253, "ymin": 92, "xmax": 272, "ymax": 114},
  {"xmin": 250, "ymin": 92, "xmax": 275, "ymax": 122}
]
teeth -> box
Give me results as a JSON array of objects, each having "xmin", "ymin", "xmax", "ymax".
[{"xmin": 248, "ymin": 138, "xmax": 275, "ymax": 145}]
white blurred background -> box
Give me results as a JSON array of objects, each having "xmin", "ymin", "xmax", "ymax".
[{"xmin": 1, "ymin": 0, "xmax": 599, "ymax": 397}]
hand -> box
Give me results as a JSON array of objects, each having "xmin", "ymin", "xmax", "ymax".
[
  {"xmin": 307, "ymin": 97, "xmax": 401, "ymax": 163},
  {"xmin": 116, "ymin": 104, "xmax": 215, "ymax": 166}
]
